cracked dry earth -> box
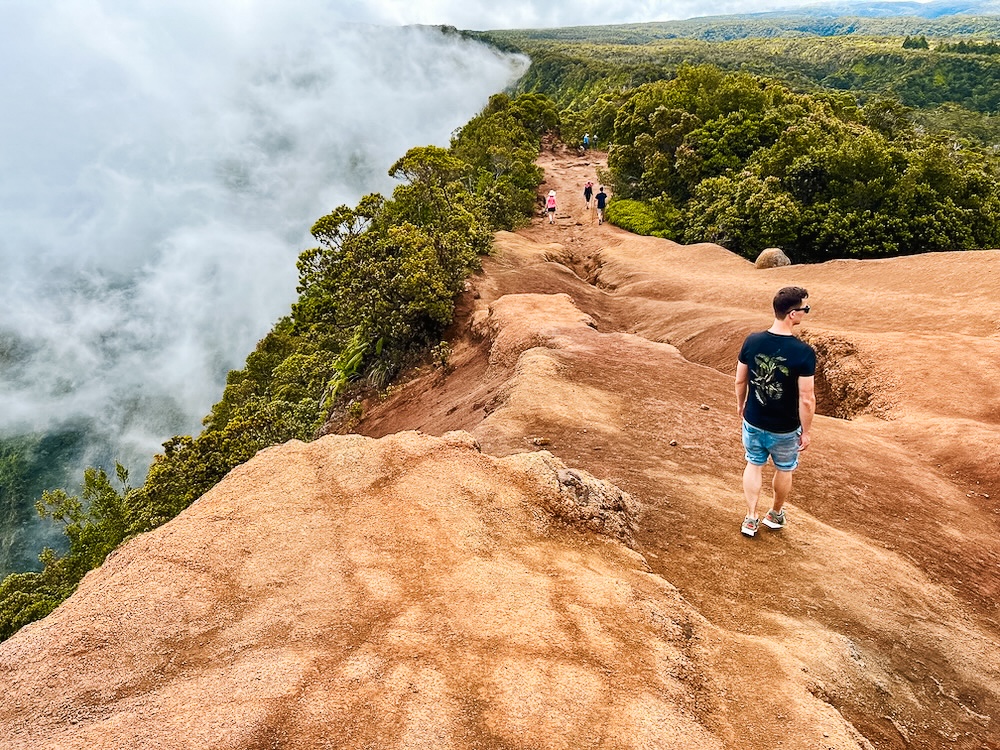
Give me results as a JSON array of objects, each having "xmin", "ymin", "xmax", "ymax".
[{"xmin": 2, "ymin": 147, "xmax": 999, "ymax": 749}]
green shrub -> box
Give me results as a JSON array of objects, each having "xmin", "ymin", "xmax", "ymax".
[
  {"xmin": 606, "ymin": 197, "xmax": 681, "ymax": 239},
  {"xmin": 606, "ymin": 199, "xmax": 656, "ymax": 233}
]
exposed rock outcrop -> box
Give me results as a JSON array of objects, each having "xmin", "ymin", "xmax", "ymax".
[
  {"xmin": 755, "ymin": 246, "xmax": 791, "ymax": 268},
  {"xmin": 0, "ymin": 432, "xmax": 729, "ymax": 750},
  {"xmin": 509, "ymin": 450, "xmax": 640, "ymax": 547}
]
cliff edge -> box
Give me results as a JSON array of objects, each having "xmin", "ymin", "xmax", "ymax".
[{"xmin": 2, "ymin": 148, "xmax": 999, "ymax": 749}]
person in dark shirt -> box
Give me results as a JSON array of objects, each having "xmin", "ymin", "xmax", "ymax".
[
  {"xmin": 595, "ymin": 186, "xmax": 607, "ymax": 224},
  {"xmin": 735, "ymin": 286, "xmax": 817, "ymax": 537}
]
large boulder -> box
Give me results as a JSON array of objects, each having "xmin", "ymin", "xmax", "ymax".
[{"xmin": 754, "ymin": 247, "xmax": 791, "ymax": 268}]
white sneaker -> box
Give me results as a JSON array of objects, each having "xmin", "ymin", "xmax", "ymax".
[{"xmin": 761, "ymin": 509, "xmax": 786, "ymax": 529}]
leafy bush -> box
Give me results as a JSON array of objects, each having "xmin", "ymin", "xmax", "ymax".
[
  {"xmin": 606, "ymin": 199, "xmax": 658, "ymax": 234},
  {"xmin": 605, "ymin": 198, "xmax": 680, "ymax": 239},
  {"xmin": 562, "ymin": 63, "xmax": 1000, "ymax": 260},
  {"xmin": 0, "ymin": 465, "xmax": 131, "ymax": 640}
]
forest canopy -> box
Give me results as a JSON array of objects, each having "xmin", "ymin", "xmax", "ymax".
[
  {"xmin": 598, "ymin": 64, "xmax": 999, "ymax": 259},
  {"xmin": 477, "ymin": 21, "xmax": 1000, "ymax": 260}
]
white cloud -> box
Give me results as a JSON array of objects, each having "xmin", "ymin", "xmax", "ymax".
[
  {"xmin": 0, "ymin": 2, "xmax": 524, "ymax": 473},
  {"xmin": 321, "ymin": 0, "xmax": 849, "ymax": 29}
]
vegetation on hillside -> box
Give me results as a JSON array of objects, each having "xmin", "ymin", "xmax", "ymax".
[
  {"xmin": 479, "ymin": 15, "xmax": 1000, "ymax": 131},
  {"xmin": 596, "ymin": 64, "xmax": 1000, "ymax": 259},
  {"xmin": 0, "ymin": 430, "xmax": 88, "ymax": 573},
  {"xmin": 478, "ymin": 23, "xmax": 1000, "ymax": 260},
  {"xmin": 0, "ymin": 92, "xmax": 548, "ymax": 641},
  {"xmin": 480, "ymin": 14, "xmax": 1000, "ymax": 46}
]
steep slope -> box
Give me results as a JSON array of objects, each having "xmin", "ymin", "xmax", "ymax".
[{"xmin": 1, "ymin": 147, "xmax": 998, "ymax": 749}]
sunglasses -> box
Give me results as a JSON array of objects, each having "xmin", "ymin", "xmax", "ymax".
[{"xmin": 791, "ymin": 305, "xmax": 811, "ymax": 313}]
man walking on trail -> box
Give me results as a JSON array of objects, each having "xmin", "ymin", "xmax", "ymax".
[
  {"xmin": 735, "ymin": 286, "xmax": 816, "ymax": 537},
  {"xmin": 595, "ymin": 186, "xmax": 607, "ymax": 224}
]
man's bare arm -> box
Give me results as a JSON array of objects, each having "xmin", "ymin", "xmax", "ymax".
[
  {"xmin": 798, "ymin": 375, "xmax": 816, "ymax": 450},
  {"xmin": 735, "ymin": 361, "xmax": 749, "ymax": 418}
]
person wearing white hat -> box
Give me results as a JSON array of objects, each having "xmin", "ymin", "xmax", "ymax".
[{"xmin": 545, "ymin": 190, "xmax": 557, "ymax": 224}]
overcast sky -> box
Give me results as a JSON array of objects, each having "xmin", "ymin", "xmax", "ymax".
[{"xmin": 331, "ymin": 0, "xmax": 921, "ymax": 29}]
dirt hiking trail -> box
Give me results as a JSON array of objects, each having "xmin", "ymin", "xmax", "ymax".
[
  {"xmin": 1, "ymin": 146, "xmax": 998, "ymax": 750},
  {"xmin": 360, "ymin": 146, "xmax": 1000, "ymax": 749}
]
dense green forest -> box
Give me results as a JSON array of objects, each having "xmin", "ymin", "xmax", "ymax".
[
  {"xmin": 477, "ymin": 16, "xmax": 1000, "ymax": 123},
  {"xmin": 506, "ymin": 35, "xmax": 1000, "ymax": 115},
  {"xmin": 475, "ymin": 19, "xmax": 1000, "ymax": 259},
  {"xmin": 5, "ymin": 13, "xmax": 1000, "ymax": 640},
  {"xmin": 480, "ymin": 13, "xmax": 1000, "ymax": 45}
]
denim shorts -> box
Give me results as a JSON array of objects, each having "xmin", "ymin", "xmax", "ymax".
[{"xmin": 742, "ymin": 420, "xmax": 801, "ymax": 471}]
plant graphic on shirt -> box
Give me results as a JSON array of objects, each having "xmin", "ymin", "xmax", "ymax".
[{"xmin": 752, "ymin": 353, "xmax": 789, "ymax": 405}]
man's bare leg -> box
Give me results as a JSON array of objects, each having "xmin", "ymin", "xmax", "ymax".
[
  {"xmin": 743, "ymin": 462, "xmax": 764, "ymax": 519},
  {"xmin": 771, "ymin": 469, "xmax": 793, "ymax": 514}
]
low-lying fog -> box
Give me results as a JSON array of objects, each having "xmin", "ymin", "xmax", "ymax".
[{"xmin": 0, "ymin": 1, "xmax": 525, "ymax": 571}]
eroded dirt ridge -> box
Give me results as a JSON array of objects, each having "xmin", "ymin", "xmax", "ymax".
[
  {"xmin": 1, "ymin": 146, "xmax": 998, "ymax": 750},
  {"xmin": 359, "ymin": 146, "xmax": 1000, "ymax": 749}
]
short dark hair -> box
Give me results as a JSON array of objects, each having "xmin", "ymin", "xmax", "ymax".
[{"xmin": 773, "ymin": 286, "xmax": 808, "ymax": 318}]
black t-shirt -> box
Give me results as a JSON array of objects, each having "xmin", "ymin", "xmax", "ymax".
[
  {"xmin": 739, "ymin": 331, "xmax": 816, "ymax": 433},
  {"xmin": 595, "ymin": 191, "xmax": 607, "ymax": 209}
]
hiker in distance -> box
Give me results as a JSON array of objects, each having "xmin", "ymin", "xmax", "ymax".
[
  {"xmin": 595, "ymin": 186, "xmax": 608, "ymax": 224},
  {"xmin": 735, "ymin": 286, "xmax": 816, "ymax": 537},
  {"xmin": 583, "ymin": 181, "xmax": 594, "ymax": 210},
  {"xmin": 545, "ymin": 190, "xmax": 557, "ymax": 224}
]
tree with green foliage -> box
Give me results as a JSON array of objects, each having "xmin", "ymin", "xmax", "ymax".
[
  {"xmin": 449, "ymin": 95, "xmax": 546, "ymax": 230},
  {"xmin": 1, "ymin": 430, "xmax": 89, "ymax": 575},
  {"xmin": 0, "ymin": 465, "xmax": 131, "ymax": 640},
  {"xmin": 938, "ymin": 39, "xmax": 1000, "ymax": 54}
]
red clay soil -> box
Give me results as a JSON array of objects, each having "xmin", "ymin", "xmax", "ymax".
[
  {"xmin": 1, "ymin": 146, "xmax": 998, "ymax": 750},
  {"xmin": 359, "ymin": 146, "xmax": 1000, "ymax": 749}
]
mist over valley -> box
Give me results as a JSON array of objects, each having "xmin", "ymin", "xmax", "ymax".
[{"xmin": 0, "ymin": 4, "xmax": 525, "ymax": 572}]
